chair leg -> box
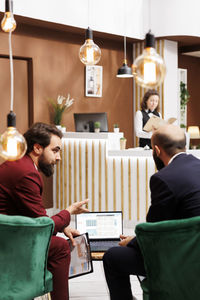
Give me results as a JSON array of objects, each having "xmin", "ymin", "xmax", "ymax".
[{"xmin": 48, "ymin": 293, "xmax": 51, "ymax": 300}]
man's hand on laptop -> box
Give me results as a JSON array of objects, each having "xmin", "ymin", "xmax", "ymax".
[
  {"xmin": 66, "ymin": 199, "xmax": 89, "ymax": 215},
  {"xmin": 63, "ymin": 226, "xmax": 80, "ymax": 247},
  {"xmin": 119, "ymin": 234, "xmax": 134, "ymax": 247}
]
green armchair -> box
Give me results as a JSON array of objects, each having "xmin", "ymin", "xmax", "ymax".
[
  {"xmin": 0, "ymin": 214, "xmax": 54, "ymax": 300},
  {"xmin": 135, "ymin": 216, "xmax": 200, "ymax": 300}
]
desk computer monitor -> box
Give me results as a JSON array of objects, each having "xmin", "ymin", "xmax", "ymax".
[{"xmin": 74, "ymin": 112, "xmax": 108, "ymax": 132}]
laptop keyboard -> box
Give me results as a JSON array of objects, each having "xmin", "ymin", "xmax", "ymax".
[{"xmin": 90, "ymin": 240, "xmax": 120, "ymax": 252}]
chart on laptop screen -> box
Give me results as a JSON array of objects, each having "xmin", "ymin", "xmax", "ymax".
[{"xmin": 76, "ymin": 211, "xmax": 123, "ymax": 239}]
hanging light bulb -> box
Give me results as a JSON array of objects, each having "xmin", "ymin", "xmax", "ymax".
[
  {"xmin": 117, "ymin": 36, "xmax": 133, "ymax": 78},
  {"xmin": 1, "ymin": 0, "xmax": 16, "ymax": 33},
  {"xmin": 79, "ymin": 27, "xmax": 101, "ymax": 65},
  {"xmin": 133, "ymin": 31, "xmax": 166, "ymax": 88},
  {"xmin": 0, "ymin": 1, "xmax": 27, "ymax": 161},
  {"xmin": 0, "ymin": 111, "xmax": 27, "ymax": 161}
]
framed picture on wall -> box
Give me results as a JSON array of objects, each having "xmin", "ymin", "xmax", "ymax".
[{"xmin": 85, "ymin": 65, "xmax": 103, "ymax": 97}]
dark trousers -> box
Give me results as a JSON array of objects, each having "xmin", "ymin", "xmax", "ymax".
[
  {"xmin": 103, "ymin": 245, "xmax": 146, "ymax": 300},
  {"xmin": 47, "ymin": 236, "xmax": 70, "ymax": 300}
]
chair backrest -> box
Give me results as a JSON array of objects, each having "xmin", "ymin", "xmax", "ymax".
[
  {"xmin": 135, "ymin": 216, "xmax": 200, "ymax": 300},
  {"xmin": 0, "ymin": 214, "xmax": 54, "ymax": 300}
]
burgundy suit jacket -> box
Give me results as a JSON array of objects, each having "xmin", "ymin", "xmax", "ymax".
[{"xmin": 0, "ymin": 155, "xmax": 70, "ymax": 234}]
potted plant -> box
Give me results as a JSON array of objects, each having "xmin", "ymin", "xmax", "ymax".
[
  {"xmin": 94, "ymin": 121, "xmax": 101, "ymax": 133},
  {"xmin": 48, "ymin": 94, "xmax": 74, "ymax": 127},
  {"xmin": 180, "ymin": 81, "xmax": 190, "ymax": 129},
  {"xmin": 113, "ymin": 123, "xmax": 119, "ymax": 133},
  {"xmin": 120, "ymin": 137, "xmax": 127, "ymax": 150}
]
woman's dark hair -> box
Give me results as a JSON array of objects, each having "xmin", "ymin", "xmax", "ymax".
[
  {"xmin": 24, "ymin": 122, "xmax": 63, "ymax": 154},
  {"xmin": 141, "ymin": 89, "xmax": 160, "ymax": 112}
]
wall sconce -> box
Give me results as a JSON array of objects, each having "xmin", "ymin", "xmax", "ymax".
[
  {"xmin": 79, "ymin": 27, "xmax": 101, "ymax": 65},
  {"xmin": 133, "ymin": 31, "xmax": 166, "ymax": 88},
  {"xmin": 188, "ymin": 126, "xmax": 200, "ymax": 139},
  {"xmin": 116, "ymin": 36, "xmax": 133, "ymax": 78},
  {"xmin": 0, "ymin": 0, "xmax": 27, "ymax": 161}
]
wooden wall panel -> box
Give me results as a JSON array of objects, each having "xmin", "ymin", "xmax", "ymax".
[
  {"xmin": 178, "ymin": 54, "xmax": 200, "ymax": 129},
  {"xmin": 0, "ymin": 23, "xmax": 134, "ymax": 208}
]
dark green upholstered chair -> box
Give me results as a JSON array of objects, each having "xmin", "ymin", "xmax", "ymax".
[
  {"xmin": 135, "ymin": 216, "xmax": 200, "ymax": 300},
  {"xmin": 0, "ymin": 214, "xmax": 54, "ymax": 300}
]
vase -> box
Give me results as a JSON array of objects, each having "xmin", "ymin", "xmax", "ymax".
[
  {"xmin": 61, "ymin": 126, "xmax": 66, "ymax": 133},
  {"xmin": 55, "ymin": 125, "xmax": 62, "ymax": 130},
  {"xmin": 94, "ymin": 128, "xmax": 100, "ymax": 133},
  {"xmin": 120, "ymin": 139, "xmax": 127, "ymax": 150},
  {"xmin": 114, "ymin": 128, "xmax": 119, "ymax": 133}
]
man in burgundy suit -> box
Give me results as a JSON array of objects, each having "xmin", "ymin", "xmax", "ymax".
[{"xmin": 0, "ymin": 122, "xmax": 89, "ymax": 300}]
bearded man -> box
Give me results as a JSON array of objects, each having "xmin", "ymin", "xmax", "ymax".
[{"xmin": 0, "ymin": 122, "xmax": 89, "ymax": 300}]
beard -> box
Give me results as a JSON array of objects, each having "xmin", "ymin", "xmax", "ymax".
[
  {"xmin": 38, "ymin": 154, "xmax": 55, "ymax": 177},
  {"xmin": 153, "ymin": 149, "xmax": 165, "ymax": 171}
]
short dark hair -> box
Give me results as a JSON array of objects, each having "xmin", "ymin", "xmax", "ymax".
[
  {"xmin": 141, "ymin": 89, "xmax": 160, "ymax": 112},
  {"xmin": 24, "ymin": 122, "xmax": 63, "ymax": 154},
  {"xmin": 153, "ymin": 131, "xmax": 186, "ymax": 157}
]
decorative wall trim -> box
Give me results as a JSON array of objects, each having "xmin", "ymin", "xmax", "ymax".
[{"xmin": 55, "ymin": 138, "xmax": 157, "ymax": 224}]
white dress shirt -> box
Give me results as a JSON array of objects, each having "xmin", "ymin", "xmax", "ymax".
[{"xmin": 135, "ymin": 110, "xmax": 162, "ymax": 139}]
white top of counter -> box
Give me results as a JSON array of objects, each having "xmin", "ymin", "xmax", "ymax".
[
  {"xmin": 108, "ymin": 148, "xmax": 200, "ymax": 158},
  {"xmin": 63, "ymin": 132, "xmax": 123, "ymax": 140},
  {"xmin": 62, "ymin": 132, "xmax": 123, "ymax": 150},
  {"xmin": 109, "ymin": 148, "xmax": 153, "ymax": 157}
]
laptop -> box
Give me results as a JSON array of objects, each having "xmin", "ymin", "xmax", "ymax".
[{"xmin": 75, "ymin": 211, "xmax": 123, "ymax": 252}]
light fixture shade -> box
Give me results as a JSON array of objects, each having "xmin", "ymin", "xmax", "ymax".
[
  {"xmin": 133, "ymin": 31, "xmax": 166, "ymax": 88},
  {"xmin": 116, "ymin": 60, "xmax": 133, "ymax": 78},
  {"xmin": 1, "ymin": 0, "xmax": 16, "ymax": 33},
  {"xmin": 0, "ymin": 112, "xmax": 27, "ymax": 161},
  {"xmin": 79, "ymin": 27, "xmax": 101, "ymax": 65}
]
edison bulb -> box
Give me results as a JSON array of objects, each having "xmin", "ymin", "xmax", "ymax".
[
  {"xmin": 1, "ymin": 11, "xmax": 16, "ymax": 33},
  {"xmin": 133, "ymin": 47, "xmax": 166, "ymax": 88},
  {"xmin": 79, "ymin": 27, "xmax": 101, "ymax": 65},
  {"xmin": 0, "ymin": 127, "xmax": 27, "ymax": 161},
  {"xmin": 133, "ymin": 31, "xmax": 166, "ymax": 88}
]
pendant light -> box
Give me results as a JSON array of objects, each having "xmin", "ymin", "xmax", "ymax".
[
  {"xmin": 0, "ymin": 0, "xmax": 27, "ymax": 161},
  {"xmin": 133, "ymin": 31, "xmax": 166, "ymax": 88},
  {"xmin": 79, "ymin": 0, "xmax": 101, "ymax": 65},
  {"xmin": 117, "ymin": 36, "xmax": 133, "ymax": 78},
  {"xmin": 79, "ymin": 27, "xmax": 101, "ymax": 65},
  {"xmin": 1, "ymin": 0, "xmax": 16, "ymax": 33}
]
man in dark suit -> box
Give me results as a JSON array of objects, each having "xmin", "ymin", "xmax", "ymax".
[
  {"xmin": 0, "ymin": 122, "xmax": 89, "ymax": 300},
  {"xmin": 103, "ymin": 124, "xmax": 200, "ymax": 300}
]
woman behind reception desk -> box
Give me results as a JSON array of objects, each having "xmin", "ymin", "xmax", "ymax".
[{"xmin": 135, "ymin": 89, "xmax": 161, "ymax": 148}]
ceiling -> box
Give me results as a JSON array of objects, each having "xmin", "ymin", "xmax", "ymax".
[
  {"xmin": 161, "ymin": 35, "xmax": 200, "ymax": 58},
  {"xmin": 11, "ymin": 14, "xmax": 200, "ymax": 57}
]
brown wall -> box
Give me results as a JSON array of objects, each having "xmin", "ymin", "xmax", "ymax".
[
  {"xmin": 178, "ymin": 54, "xmax": 200, "ymax": 128},
  {"xmin": 0, "ymin": 21, "xmax": 134, "ymax": 208}
]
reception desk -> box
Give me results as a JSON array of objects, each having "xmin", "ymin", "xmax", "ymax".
[{"xmin": 53, "ymin": 133, "xmax": 200, "ymax": 226}]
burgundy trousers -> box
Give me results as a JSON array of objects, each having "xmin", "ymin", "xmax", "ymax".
[{"xmin": 47, "ymin": 236, "xmax": 71, "ymax": 300}]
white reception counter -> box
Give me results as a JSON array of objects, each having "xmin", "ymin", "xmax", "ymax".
[{"xmin": 53, "ymin": 133, "xmax": 200, "ymax": 226}]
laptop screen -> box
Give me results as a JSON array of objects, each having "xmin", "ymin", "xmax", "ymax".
[{"xmin": 76, "ymin": 211, "xmax": 123, "ymax": 239}]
